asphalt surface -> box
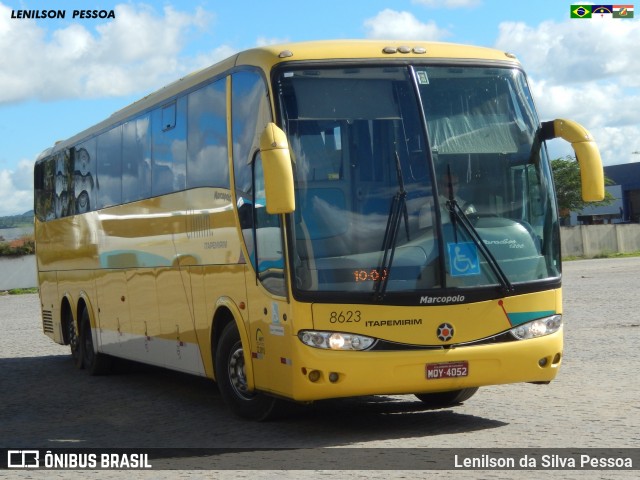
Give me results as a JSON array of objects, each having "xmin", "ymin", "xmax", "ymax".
[{"xmin": 1, "ymin": 257, "xmax": 639, "ymax": 479}]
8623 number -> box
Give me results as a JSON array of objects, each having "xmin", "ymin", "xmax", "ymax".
[{"xmin": 329, "ymin": 310, "xmax": 362, "ymax": 323}]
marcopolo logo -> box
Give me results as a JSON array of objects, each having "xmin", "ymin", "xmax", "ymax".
[{"xmin": 420, "ymin": 294, "xmax": 465, "ymax": 305}]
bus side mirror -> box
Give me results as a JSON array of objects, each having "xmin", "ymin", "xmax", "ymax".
[
  {"xmin": 541, "ymin": 119, "xmax": 605, "ymax": 202},
  {"xmin": 259, "ymin": 123, "xmax": 295, "ymax": 214}
]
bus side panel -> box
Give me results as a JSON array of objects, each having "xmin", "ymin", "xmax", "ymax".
[
  {"xmin": 95, "ymin": 270, "xmax": 129, "ymax": 356},
  {"xmin": 125, "ymin": 268, "xmax": 161, "ymax": 363},
  {"xmin": 189, "ymin": 265, "xmax": 212, "ymax": 378},
  {"xmin": 155, "ymin": 265, "xmax": 205, "ymax": 375}
]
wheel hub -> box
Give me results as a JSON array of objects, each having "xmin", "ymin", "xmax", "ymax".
[{"xmin": 228, "ymin": 344, "xmax": 254, "ymax": 400}]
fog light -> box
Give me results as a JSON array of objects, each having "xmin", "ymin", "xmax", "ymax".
[
  {"xmin": 539, "ymin": 357, "xmax": 548, "ymax": 367},
  {"xmin": 308, "ymin": 370, "xmax": 321, "ymax": 382},
  {"xmin": 329, "ymin": 372, "xmax": 339, "ymax": 383}
]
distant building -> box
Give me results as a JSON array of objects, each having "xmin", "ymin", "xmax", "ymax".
[
  {"xmin": 606, "ymin": 162, "xmax": 640, "ymax": 223},
  {"xmin": 571, "ymin": 162, "xmax": 640, "ymax": 225}
]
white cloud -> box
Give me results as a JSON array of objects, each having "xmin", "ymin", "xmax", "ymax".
[
  {"xmin": 496, "ymin": 19, "xmax": 640, "ymax": 165},
  {"xmin": 191, "ymin": 44, "xmax": 239, "ymax": 73},
  {"xmin": 364, "ymin": 9, "xmax": 450, "ymax": 40},
  {"xmin": 531, "ymin": 78, "xmax": 640, "ymax": 164},
  {"xmin": 0, "ymin": 2, "xmax": 239, "ymax": 215},
  {"xmin": 496, "ymin": 19, "xmax": 640, "ymax": 86},
  {"xmin": 256, "ymin": 36, "xmax": 290, "ymax": 47},
  {"xmin": 11, "ymin": 159, "xmax": 33, "ymax": 191},
  {"xmin": 0, "ymin": 160, "xmax": 33, "ymax": 216},
  {"xmin": 0, "ymin": 3, "xmax": 231, "ymax": 104},
  {"xmin": 531, "ymin": 80, "xmax": 640, "ymax": 126}
]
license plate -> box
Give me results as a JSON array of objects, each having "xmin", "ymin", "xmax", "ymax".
[{"xmin": 425, "ymin": 361, "xmax": 469, "ymax": 379}]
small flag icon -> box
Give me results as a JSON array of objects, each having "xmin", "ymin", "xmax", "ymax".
[
  {"xmin": 571, "ymin": 4, "xmax": 592, "ymax": 18},
  {"xmin": 613, "ymin": 4, "xmax": 634, "ymax": 17},
  {"xmin": 592, "ymin": 4, "xmax": 614, "ymax": 17}
]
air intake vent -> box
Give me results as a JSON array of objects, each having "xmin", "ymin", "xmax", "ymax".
[{"xmin": 42, "ymin": 310, "xmax": 54, "ymax": 334}]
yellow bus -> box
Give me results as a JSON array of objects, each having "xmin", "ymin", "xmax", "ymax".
[{"xmin": 34, "ymin": 40, "xmax": 604, "ymax": 420}]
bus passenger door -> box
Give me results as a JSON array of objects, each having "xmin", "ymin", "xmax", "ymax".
[{"xmin": 240, "ymin": 154, "xmax": 293, "ymax": 397}]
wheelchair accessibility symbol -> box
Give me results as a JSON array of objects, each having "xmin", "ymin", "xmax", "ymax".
[{"xmin": 447, "ymin": 242, "xmax": 480, "ymax": 277}]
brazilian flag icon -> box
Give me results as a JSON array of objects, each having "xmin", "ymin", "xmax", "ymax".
[{"xmin": 571, "ymin": 4, "xmax": 592, "ymax": 18}]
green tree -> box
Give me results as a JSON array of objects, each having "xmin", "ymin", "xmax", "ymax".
[{"xmin": 551, "ymin": 156, "xmax": 614, "ymax": 219}]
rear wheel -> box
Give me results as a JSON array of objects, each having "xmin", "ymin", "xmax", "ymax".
[
  {"xmin": 415, "ymin": 387, "xmax": 478, "ymax": 408},
  {"xmin": 215, "ymin": 322, "xmax": 281, "ymax": 421},
  {"xmin": 80, "ymin": 308, "xmax": 111, "ymax": 375},
  {"xmin": 66, "ymin": 313, "xmax": 83, "ymax": 369}
]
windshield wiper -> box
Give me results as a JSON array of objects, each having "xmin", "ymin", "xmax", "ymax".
[
  {"xmin": 446, "ymin": 198, "xmax": 514, "ymax": 294},
  {"xmin": 374, "ymin": 151, "xmax": 409, "ymax": 301}
]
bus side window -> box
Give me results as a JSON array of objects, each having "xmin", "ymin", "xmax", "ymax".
[
  {"xmin": 152, "ymin": 98, "xmax": 187, "ymax": 196},
  {"xmin": 35, "ymin": 157, "xmax": 56, "ymax": 221},
  {"xmin": 187, "ymin": 78, "xmax": 229, "ymax": 189},
  {"xmin": 74, "ymin": 139, "xmax": 97, "ymax": 215},
  {"xmin": 123, "ymin": 115, "xmax": 152, "ymax": 203},
  {"xmin": 97, "ymin": 126, "xmax": 123, "ymax": 209}
]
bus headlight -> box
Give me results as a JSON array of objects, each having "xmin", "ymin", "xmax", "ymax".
[
  {"xmin": 509, "ymin": 315, "xmax": 562, "ymax": 340},
  {"xmin": 299, "ymin": 331, "xmax": 377, "ymax": 351}
]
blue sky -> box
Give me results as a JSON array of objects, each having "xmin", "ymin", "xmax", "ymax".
[{"xmin": 1, "ymin": 0, "xmax": 639, "ymax": 215}]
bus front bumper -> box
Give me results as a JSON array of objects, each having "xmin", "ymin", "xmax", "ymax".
[{"xmin": 282, "ymin": 331, "xmax": 563, "ymax": 402}]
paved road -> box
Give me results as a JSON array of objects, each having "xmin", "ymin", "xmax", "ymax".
[{"xmin": 1, "ymin": 258, "xmax": 639, "ymax": 479}]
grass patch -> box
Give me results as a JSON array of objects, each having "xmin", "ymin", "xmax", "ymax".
[
  {"xmin": 0, "ymin": 288, "xmax": 39, "ymax": 296},
  {"xmin": 563, "ymin": 251, "xmax": 640, "ymax": 261}
]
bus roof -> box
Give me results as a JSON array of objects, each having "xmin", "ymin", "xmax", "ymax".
[
  {"xmin": 236, "ymin": 39, "xmax": 518, "ymax": 67},
  {"xmin": 37, "ymin": 40, "xmax": 520, "ymax": 161}
]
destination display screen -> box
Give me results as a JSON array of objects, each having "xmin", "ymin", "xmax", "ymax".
[{"xmin": 314, "ymin": 266, "xmax": 420, "ymax": 284}]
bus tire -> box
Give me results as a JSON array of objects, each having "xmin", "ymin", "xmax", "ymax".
[
  {"xmin": 215, "ymin": 322, "xmax": 280, "ymax": 421},
  {"xmin": 80, "ymin": 308, "xmax": 111, "ymax": 376},
  {"xmin": 66, "ymin": 312, "xmax": 83, "ymax": 369},
  {"xmin": 415, "ymin": 387, "xmax": 478, "ymax": 408}
]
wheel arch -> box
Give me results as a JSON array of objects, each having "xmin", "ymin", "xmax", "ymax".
[
  {"xmin": 210, "ymin": 298, "xmax": 254, "ymax": 391},
  {"xmin": 60, "ymin": 292, "xmax": 84, "ymax": 369},
  {"xmin": 75, "ymin": 292, "xmax": 95, "ymax": 339}
]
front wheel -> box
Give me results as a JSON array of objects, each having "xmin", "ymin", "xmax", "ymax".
[
  {"xmin": 215, "ymin": 322, "xmax": 281, "ymax": 421},
  {"xmin": 415, "ymin": 387, "xmax": 478, "ymax": 408}
]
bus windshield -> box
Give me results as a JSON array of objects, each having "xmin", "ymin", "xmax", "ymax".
[{"xmin": 277, "ymin": 65, "xmax": 560, "ymax": 301}]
